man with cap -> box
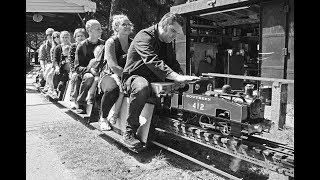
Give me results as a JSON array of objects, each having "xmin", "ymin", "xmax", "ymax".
[{"xmin": 38, "ymin": 28, "xmax": 54, "ymax": 87}]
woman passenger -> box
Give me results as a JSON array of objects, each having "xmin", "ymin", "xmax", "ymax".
[
  {"xmin": 68, "ymin": 28, "xmax": 87, "ymax": 109},
  {"xmin": 98, "ymin": 14, "xmax": 133, "ymax": 130},
  {"xmin": 44, "ymin": 31, "xmax": 61, "ymax": 98}
]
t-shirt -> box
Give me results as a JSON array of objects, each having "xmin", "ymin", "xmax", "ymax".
[{"xmin": 74, "ymin": 38, "xmax": 105, "ymax": 76}]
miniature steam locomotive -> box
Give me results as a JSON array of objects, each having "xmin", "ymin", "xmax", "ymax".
[{"xmin": 150, "ymin": 77, "xmax": 272, "ymax": 138}]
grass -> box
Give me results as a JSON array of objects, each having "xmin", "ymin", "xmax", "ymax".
[
  {"xmin": 35, "ymin": 113, "xmax": 290, "ymax": 180},
  {"xmin": 38, "ymin": 118, "xmax": 229, "ymax": 180}
]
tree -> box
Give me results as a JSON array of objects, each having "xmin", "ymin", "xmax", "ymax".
[
  {"xmin": 26, "ymin": 32, "xmax": 46, "ymax": 51},
  {"xmin": 88, "ymin": 0, "xmax": 176, "ymax": 38}
]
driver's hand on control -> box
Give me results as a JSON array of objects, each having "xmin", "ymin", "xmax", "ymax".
[{"xmin": 176, "ymin": 74, "xmax": 200, "ymax": 82}]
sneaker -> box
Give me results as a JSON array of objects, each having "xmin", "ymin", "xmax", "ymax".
[
  {"xmin": 76, "ymin": 105, "xmax": 86, "ymax": 114},
  {"xmin": 99, "ymin": 118, "xmax": 111, "ymax": 131},
  {"xmin": 70, "ymin": 101, "xmax": 77, "ymax": 109},
  {"xmin": 76, "ymin": 108, "xmax": 86, "ymax": 114},
  {"xmin": 50, "ymin": 90, "xmax": 58, "ymax": 99},
  {"xmin": 108, "ymin": 114, "xmax": 119, "ymax": 125},
  {"xmin": 122, "ymin": 131, "xmax": 142, "ymax": 149},
  {"xmin": 42, "ymin": 85, "xmax": 49, "ymax": 93}
]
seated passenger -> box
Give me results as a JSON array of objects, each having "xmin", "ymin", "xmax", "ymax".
[
  {"xmin": 52, "ymin": 31, "xmax": 72, "ymax": 96},
  {"xmin": 74, "ymin": 19, "xmax": 105, "ymax": 114},
  {"xmin": 97, "ymin": 14, "xmax": 133, "ymax": 131},
  {"xmin": 57, "ymin": 44, "xmax": 71, "ymax": 92},
  {"xmin": 38, "ymin": 28, "xmax": 54, "ymax": 87},
  {"xmin": 44, "ymin": 31, "xmax": 61, "ymax": 98},
  {"xmin": 86, "ymin": 45, "xmax": 105, "ymax": 104},
  {"xmin": 67, "ymin": 28, "xmax": 87, "ymax": 109}
]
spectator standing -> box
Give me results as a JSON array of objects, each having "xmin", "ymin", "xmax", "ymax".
[
  {"xmin": 38, "ymin": 28, "xmax": 54, "ymax": 87},
  {"xmin": 121, "ymin": 12, "xmax": 200, "ymax": 149},
  {"xmin": 74, "ymin": 19, "xmax": 105, "ymax": 114},
  {"xmin": 97, "ymin": 14, "xmax": 133, "ymax": 131},
  {"xmin": 68, "ymin": 28, "xmax": 87, "ymax": 109}
]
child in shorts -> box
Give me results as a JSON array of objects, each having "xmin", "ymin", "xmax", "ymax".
[{"xmin": 86, "ymin": 45, "xmax": 104, "ymax": 104}]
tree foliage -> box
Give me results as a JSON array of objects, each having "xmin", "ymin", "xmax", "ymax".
[
  {"xmin": 89, "ymin": 0, "xmax": 175, "ymax": 37},
  {"xmin": 26, "ymin": 32, "xmax": 46, "ymax": 51}
]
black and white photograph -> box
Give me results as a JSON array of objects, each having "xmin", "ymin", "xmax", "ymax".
[{"xmin": 26, "ymin": 0, "xmax": 294, "ymax": 179}]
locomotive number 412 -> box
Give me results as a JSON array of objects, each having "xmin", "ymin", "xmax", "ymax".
[{"xmin": 192, "ymin": 102, "xmax": 205, "ymax": 110}]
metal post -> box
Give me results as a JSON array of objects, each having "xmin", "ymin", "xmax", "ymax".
[
  {"xmin": 185, "ymin": 15, "xmax": 191, "ymax": 75},
  {"xmin": 271, "ymin": 81, "xmax": 288, "ymax": 130}
]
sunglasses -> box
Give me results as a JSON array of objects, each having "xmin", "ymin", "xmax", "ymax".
[
  {"xmin": 121, "ymin": 23, "xmax": 132, "ymax": 27},
  {"xmin": 53, "ymin": 36, "xmax": 59, "ymax": 39},
  {"xmin": 47, "ymin": 34, "xmax": 52, "ymax": 37}
]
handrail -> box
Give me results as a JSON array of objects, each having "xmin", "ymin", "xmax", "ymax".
[{"xmin": 202, "ymin": 73, "xmax": 294, "ymax": 84}]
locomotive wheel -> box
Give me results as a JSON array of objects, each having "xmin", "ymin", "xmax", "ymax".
[
  {"xmin": 220, "ymin": 123, "xmax": 231, "ymax": 136},
  {"xmin": 199, "ymin": 115, "xmax": 210, "ymax": 130}
]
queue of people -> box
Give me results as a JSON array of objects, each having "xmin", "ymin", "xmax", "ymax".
[{"xmin": 37, "ymin": 12, "xmax": 200, "ymax": 149}]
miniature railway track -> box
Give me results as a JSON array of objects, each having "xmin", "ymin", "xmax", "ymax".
[{"xmin": 155, "ymin": 116, "xmax": 294, "ymax": 178}]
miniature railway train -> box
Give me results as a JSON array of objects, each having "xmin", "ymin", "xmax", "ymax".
[{"xmin": 37, "ymin": 76, "xmax": 293, "ymax": 179}]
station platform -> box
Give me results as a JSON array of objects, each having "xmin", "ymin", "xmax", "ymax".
[{"xmin": 26, "ymin": 65, "xmax": 77, "ymax": 180}]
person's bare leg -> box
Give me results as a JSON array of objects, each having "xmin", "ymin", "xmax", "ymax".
[
  {"xmin": 86, "ymin": 77, "xmax": 98, "ymax": 103},
  {"xmin": 109, "ymin": 92, "xmax": 124, "ymax": 124}
]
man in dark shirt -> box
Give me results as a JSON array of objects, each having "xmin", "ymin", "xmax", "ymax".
[
  {"xmin": 74, "ymin": 19, "xmax": 105, "ymax": 114},
  {"xmin": 121, "ymin": 12, "xmax": 200, "ymax": 149}
]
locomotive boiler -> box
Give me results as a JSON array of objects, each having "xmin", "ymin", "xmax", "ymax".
[{"xmin": 150, "ymin": 77, "xmax": 272, "ymax": 138}]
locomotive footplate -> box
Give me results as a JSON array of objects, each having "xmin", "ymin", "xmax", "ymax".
[{"xmin": 156, "ymin": 116, "xmax": 294, "ymax": 178}]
